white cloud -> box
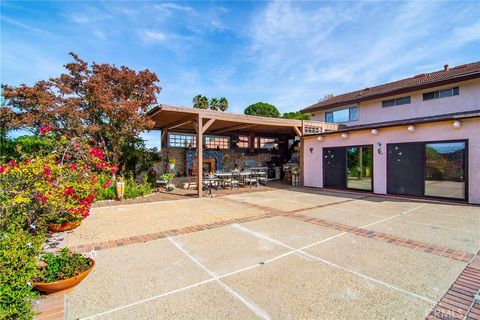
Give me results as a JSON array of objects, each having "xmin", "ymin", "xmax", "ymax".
[
  {"xmin": 140, "ymin": 30, "xmax": 167, "ymax": 42},
  {"xmin": 1, "ymin": 16, "xmax": 48, "ymax": 34}
]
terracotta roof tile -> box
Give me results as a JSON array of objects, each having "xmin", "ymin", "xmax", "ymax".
[{"xmin": 302, "ymin": 61, "xmax": 480, "ymax": 113}]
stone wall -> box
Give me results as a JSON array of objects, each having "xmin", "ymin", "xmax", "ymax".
[{"xmin": 153, "ymin": 147, "xmax": 281, "ymax": 176}]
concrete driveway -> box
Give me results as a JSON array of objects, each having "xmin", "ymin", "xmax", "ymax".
[{"xmin": 39, "ymin": 188, "xmax": 480, "ymax": 320}]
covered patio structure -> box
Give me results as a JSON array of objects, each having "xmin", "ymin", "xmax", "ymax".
[{"xmin": 147, "ymin": 105, "xmax": 341, "ymax": 197}]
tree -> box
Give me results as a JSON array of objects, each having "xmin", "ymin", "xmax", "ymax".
[
  {"xmin": 318, "ymin": 93, "xmax": 334, "ymax": 103},
  {"xmin": 282, "ymin": 111, "xmax": 311, "ymax": 120},
  {"xmin": 2, "ymin": 52, "xmax": 161, "ymax": 165},
  {"xmin": 209, "ymin": 98, "xmax": 220, "ymax": 111},
  {"xmin": 244, "ymin": 102, "xmax": 280, "ymax": 118},
  {"xmin": 218, "ymin": 97, "xmax": 228, "ymax": 112},
  {"xmin": 193, "ymin": 95, "xmax": 209, "ymax": 109}
]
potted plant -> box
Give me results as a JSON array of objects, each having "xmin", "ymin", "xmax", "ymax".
[
  {"xmin": 160, "ymin": 172, "xmax": 175, "ymax": 191},
  {"xmin": 33, "ymin": 248, "xmax": 95, "ymax": 294}
]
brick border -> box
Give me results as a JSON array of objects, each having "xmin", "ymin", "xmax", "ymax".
[
  {"xmin": 222, "ymin": 197, "xmax": 476, "ymax": 262},
  {"xmin": 34, "ymin": 292, "xmax": 64, "ymax": 320},
  {"xmin": 282, "ymin": 212, "xmax": 474, "ymax": 262},
  {"xmin": 427, "ymin": 253, "xmax": 480, "ymax": 319},
  {"xmin": 69, "ymin": 211, "xmax": 277, "ymax": 254}
]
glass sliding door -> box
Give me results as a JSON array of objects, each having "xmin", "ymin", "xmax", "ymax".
[
  {"xmin": 425, "ymin": 142, "xmax": 466, "ymax": 200},
  {"xmin": 346, "ymin": 146, "xmax": 373, "ymax": 191}
]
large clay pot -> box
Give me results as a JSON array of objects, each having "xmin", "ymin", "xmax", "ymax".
[
  {"xmin": 33, "ymin": 259, "xmax": 95, "ymax": 294},
  {"xmin": 48, "ymin": 220, "xmax": 82, "ymax": 233}
]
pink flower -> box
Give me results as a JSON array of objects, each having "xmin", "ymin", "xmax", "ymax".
[
  {"xmin": 110, "ymin": 166, "xmax": 118, "ymax": 174},
  {"xmin": 43, "ymin": 168, "xmax": 52, "ymax": 175},
  {"xmin": 0, "ymin": 165, "xmax": 6, "ymax": 174},
  {"xmin": 69, "ymin": 163, "xmax": 78, "ymax": 170},
  {"xmin": 64, "ymin": 187, "xmax": 75, "ymax": 196},
  {"xmin": 39, "ymin": 125, "xmax": 52, "ymax": 136},
  {"xmin": 96, "ymin": 161, "xmax": 106, "ymax": 170}
]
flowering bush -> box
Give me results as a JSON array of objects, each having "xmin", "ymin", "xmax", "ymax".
[{"xmin": 0, "ymin": 133, "xmax": 115, "ymax": 229}]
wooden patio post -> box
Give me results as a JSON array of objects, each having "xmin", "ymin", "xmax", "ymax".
[{"xmin": 196, "ymin": 114, "xmax": 203, "ymax": 198}]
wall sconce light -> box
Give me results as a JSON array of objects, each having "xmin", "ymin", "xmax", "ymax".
[
  {"xmin": 316, "ymin": 136, "xmax": 325, "ymax": 142},
  {"xmin": 309, "ymin": 147, "xmax": 314, "ymax": 153},
  {"xmin": 371, "ymin": 129, "xmax": 379, "ymax": 135},
  {"xmin": 407, "ymin": 125, "xmax": 416, "ymax": 132},
  {"xmin": 453, "ymin": 120, "xmax": 461, "ymax": 129},
  {"xmin": 341, "ymin": 133, "xmax": 349, "ymax": 139}
]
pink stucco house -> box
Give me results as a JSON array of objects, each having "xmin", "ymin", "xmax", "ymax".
[{"xmin": 301, "ymin": 62, "xmax": 480, "ymax": 204}]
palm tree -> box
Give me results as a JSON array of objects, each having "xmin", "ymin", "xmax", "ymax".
[
  {"xmin": 218, "ymin": 97, "xmax": 228, "ymax": 112},
  {"xmin": 192, "ymin": 95, "xmax": 208, "ymax": 109},
  {"xmin": 209, "ymin": 98, "xmax": 220, "ymax": 111}
]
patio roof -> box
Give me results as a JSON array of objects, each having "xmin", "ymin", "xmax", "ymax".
[{"xmin": 147, "ymin": 104, "xmax": 341, "ymax": 135}]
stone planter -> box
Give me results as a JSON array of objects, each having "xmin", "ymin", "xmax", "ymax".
[
  {"xmin": 33, "ymin": 259, "xmax": 95, "ymax": 294},
  {"xmin": 48, "ymin": 220, "xmax": 82, "ymax": 233}
]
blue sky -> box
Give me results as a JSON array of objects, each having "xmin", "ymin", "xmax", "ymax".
[{"xmin": 2, "ymin": 1, "xmax": 479, "ymax": 148}]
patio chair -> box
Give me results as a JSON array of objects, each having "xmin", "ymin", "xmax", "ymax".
[{"xmin": 223, "ymin": 174, "xmax": 239, "ymax": 189}]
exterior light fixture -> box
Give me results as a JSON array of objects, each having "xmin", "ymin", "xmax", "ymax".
[
  {"xmin": 309, "ymin": 147, "xmax": 314, "ymax": 153},
  {"xmin": 341, "ymin": 133, "xmax": 349, "ymax": 139},
  {"xmin": 316, "ymin": 136, "xmax": 325, "ymax": 142},
  {"xmin": 453, "ymin": 120, "xmax": 461, "ymax": 129},
  {"xmin": 371, "ymin": 129, "xmax": 379, "ymax": 135},
  {"xmin": 407, "ymin": 125, "xmax": 416, "ymax": 132}
]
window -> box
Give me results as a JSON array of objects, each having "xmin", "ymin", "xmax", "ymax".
[
  {"xmin": 168, "ymin": 133, "xmax": 196, "ymax": 148},
  {"xmin": 256, "ymin": 137, "xmax": 278, "ymax": 150},
  {"xmin": 236, "ymin": 135, "xmax": 249, "ymax": 148},
  {"xmin": 204, "ymin": 136, "xmax": 229, "ymax": 149},
  {"xmin": 423, "ymin": 87, "xmax": 459, "ymax": 100},
  {"xmin": 325, "ymin": 106, "xmax": 359, "ymax": 123},
  {"xmin": 382, "ymin": 96, "xmax": 411, "ymax": 107}
]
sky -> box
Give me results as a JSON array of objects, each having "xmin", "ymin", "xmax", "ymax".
[{"xmin": 1, "ymin": 0, "xmax": 480, "ymax": 148}]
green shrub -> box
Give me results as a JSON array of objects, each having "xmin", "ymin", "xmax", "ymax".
[
  {"xmin": 123, "ymin": 175, "xmax": 152, "ymax": 199},
  {"xmin": 0, "ymin": 218, "xmax": 44, "ymax": 320},
  {"xmin": 95, "ymin": 174, "xmax": 153, "ymax": 201},
  {"xmin": 36, "ymin": 248, "xmax": 92, "ymax": 283}
]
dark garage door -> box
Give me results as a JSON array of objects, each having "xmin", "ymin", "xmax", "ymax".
[
  {"xmin": 323, "ymin": 147, "xmax": 346, "ymax": 189},
  {"xmin": 387, "ymin": 143, "xmax": 424, "ymax": 196}
]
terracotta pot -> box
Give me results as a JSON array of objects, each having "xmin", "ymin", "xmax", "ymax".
[
  {"xmin": 33, "ymin": 259, "xmax": 95, "ymax": 294},
  {"xmin": 48, "ymin": 220, "xmax": 82, "ymax": 232}
]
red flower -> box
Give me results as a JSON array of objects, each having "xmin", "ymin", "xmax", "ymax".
[
  {"xmin": 43, "ymin": 168, "xmax": 52, "ymax": 175},
  {"xmin": 34, "ymin": 193, "xmax": 48, "ymax": 203},
  {"xmin": 96, "ymin": 161, "xmax": 106, "ymax": 170},
  {"xmin": 39, "ymin": 125, "xmax": 52, "ymax": 136},
  {"xmin": 102, "ymin": 179, "xmax": 112, "ymax": 189},
  {"xmin": 64, "ymin": 187, "xmax": 75, "ymax": 196},
  {"xmin": 0, "ymin": 165, "xmax": 6, "ymax": 174},
  {"xmin": 9, "ymin": 160, "xmax": 17, "ymax": 167},
  {"xmin": 89, "ymin": 147, "xmax": 104, "ymax": 160},
  {"xmin": 69, "ymin": 163, "xmax": 78, "ymax": 170},
  {"xmin": 110, "ymin": 166, "xmax": 118, "ymax": 174}
]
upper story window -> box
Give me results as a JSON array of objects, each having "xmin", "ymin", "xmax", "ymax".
[
  {"xmin": 205, "ymin": 136, "xmax": 229, "ymax": 149},
  {"xmin": 236, "ymin": 135, "xmax": 249, "ymax": 148},
  {"xmin": 382, "ymin": 96, "xmax": 411, "ymax": 108},
  {"xmin": 168, "ymin": 133, "xmax": 196, "ymax": 148},
  {"xmin": 423, "ymin": 87, "xmax": 459, "ymax": 101},
  {"xmin": 325, "ymin": 106, "xmax": 358, "ymax": 123},
  {"xmin": 256, "ymin": 137, "xmax": 278, "ymax": 150}
]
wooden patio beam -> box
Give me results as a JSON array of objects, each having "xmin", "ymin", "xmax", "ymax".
[{"xmin": 211, "ymin": 124, "xmax": 256, "ymax": 134}]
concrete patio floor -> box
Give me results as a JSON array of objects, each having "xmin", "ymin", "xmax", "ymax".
[{"xmin": 39, "ymin": 188, "xmax": 480, "ymax": 320}]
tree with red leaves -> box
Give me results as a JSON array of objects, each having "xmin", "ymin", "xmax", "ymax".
[{"xmin": 2, "ymin": 52, "xmax": 161, "ymax": 165}]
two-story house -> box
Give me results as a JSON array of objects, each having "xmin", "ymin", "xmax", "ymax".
[{"xmin": 300, "ymin": 62, "xmax": 480, "ymax": 204}]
